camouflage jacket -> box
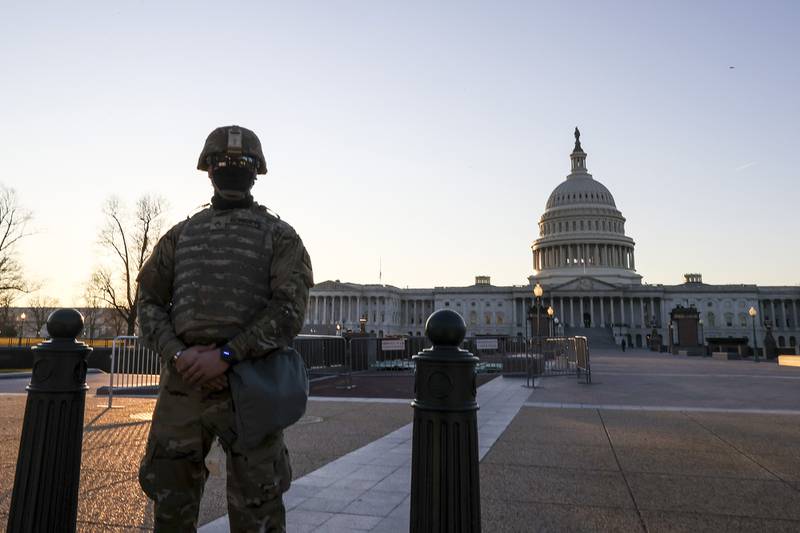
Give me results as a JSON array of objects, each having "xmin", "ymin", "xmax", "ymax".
[{"xmin": 136, "ymin": 203, "xmax": 313, "ymax": 363}]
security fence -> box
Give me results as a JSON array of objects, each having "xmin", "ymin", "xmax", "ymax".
[
  {"xmin": 106, "ymin": 336, "xmax": 161, "ymax": 407},
  {"xmin": 100, "ymin": 333, "xmax": 591, "ymax": 406},
  {"xmin": 291, "ymin": 335, "xmax": 347, "ymax": 371},
  {"xmin": 466, "ymin": 335, "xmax": 592, "ymax": 383},
  {"xmin": 575, "ymin": 335, "xmax": 591, "ymax": 383}
]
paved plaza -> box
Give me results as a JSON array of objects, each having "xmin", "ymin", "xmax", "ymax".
[{"xmin": 1, "ymin": 349, "xmax": 799, "ymax": 531}]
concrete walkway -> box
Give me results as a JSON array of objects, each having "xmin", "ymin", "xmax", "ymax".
[
  {"xmin": 199, "ymin": 376, "xmax": 532, "ymax": 532},
  {"xmin": 481, "ymin": 406, "xmax": 800, "ymax": 531}
]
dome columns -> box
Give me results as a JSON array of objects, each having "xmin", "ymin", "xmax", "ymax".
[{"xmin": 534, "ymin": 242, "xmax": 636, "ymax": 272}]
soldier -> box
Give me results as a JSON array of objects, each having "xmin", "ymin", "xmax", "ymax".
[{"xmin": 136, "ymin": 125, "xmax": 314, "ymax": 532}]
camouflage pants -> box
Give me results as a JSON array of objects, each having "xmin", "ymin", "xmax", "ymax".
[{"xmin": 139, "ymin": 367, "xmax": 291, "ymax": 533}]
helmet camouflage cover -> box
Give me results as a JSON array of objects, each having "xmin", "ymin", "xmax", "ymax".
[{"xmin": 197, "ymin": 125, "xmax": 268, "ymax": 174}]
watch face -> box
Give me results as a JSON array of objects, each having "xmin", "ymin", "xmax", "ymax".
[{"xmin": 221, "ymin": 348, "xmax": 234, "ymax": 361}]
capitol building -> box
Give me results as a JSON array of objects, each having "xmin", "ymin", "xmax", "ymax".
[{"xmin": 305, "ymin": 131, "xmax": 800, "ymax": 353}]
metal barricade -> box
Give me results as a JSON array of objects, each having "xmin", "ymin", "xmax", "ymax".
[
  {"xmin": 541, "ymin": 337, "xmax": 578, "ymax": 376},
  {"xmin": 492, "ymin": 336, "xmax": 583, "ymax": 383},
  {"xmin": 107, "ymin": 336, "xmax": 161, "ymax": 407},
  {"xmin": 349, "ymin": 336, "xmax": 428, "ymax": 373},
  {"xmin": 291, "ymin": 335, "xmax": 346, "ymax": 372},
  {"xmin": 575, "ymin": 336, "xmax": 591, "ymax": 384},
  {"xmin": 495, "ymin": 336, "xmax": 529, "ymax": 377}
]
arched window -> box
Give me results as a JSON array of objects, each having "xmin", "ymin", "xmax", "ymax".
[
  {"xmin": 469, "ymin": 310, "xmax": 478, "ymax": 325},
  {"xmin": 739, "ymin": 313, "xmax": 747, "ymax": 327},
  {"xmin": 790, "ymin": 336, "xmax": 796, "ymax": 347},
  {"xmin": 724, "ymin": 313, "xmax": 734, "ymax": 327},
  {"xmin": 706, "ymin": 312, "xmax": 716, "ymax": 327},
  {"xmin": 778, "ymin": 336, "xmax": 785, "ymax": 347}
]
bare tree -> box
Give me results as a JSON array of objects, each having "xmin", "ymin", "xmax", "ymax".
[
  {"xmin": 28, "ymin": 295, "xmax": 59, "ymax": 336},
  {"xmin": 80, "ymin": 284, "xmax": 103, "ymax": 340},
  {"xmin": 91, "ymin": 195, "xmax": 166, "ymax": 335},
  {"xmin": 0, "ymin": 185, "xmax": 33, "ymax": 301},
  {"xmin": 0, "ymin": 291, "xmax": 19, "ymax": 337}
]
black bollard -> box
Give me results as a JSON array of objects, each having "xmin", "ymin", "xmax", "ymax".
[
  {"xmin": 410, "ymin": 309, "xmax": 481, "ymax": 532},
  {"xmin": 7, "ymin": 309, "xmax": 92, "ymax": 533}
]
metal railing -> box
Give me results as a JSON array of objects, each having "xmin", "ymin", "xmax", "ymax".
[
  {"xmin": 100, "ymin": 333, "xmax": 592, "ymax": 406},
  {"xmin": 107, "ymin": 336, "xmax": 161, "ymax": 407},
  {"xmin": 575, "ymin": 335, "xmax": 591, "ymax": 384},
  {"xmin": 291, "ymin": 335, "xmax": 347, "ymax": 371}
]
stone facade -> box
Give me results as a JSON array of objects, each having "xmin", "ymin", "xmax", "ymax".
[{"xmin": 306, "ymin": 131, "xmax": 800, "ymax": 353}]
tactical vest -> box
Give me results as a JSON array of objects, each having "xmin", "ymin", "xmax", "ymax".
[{"xmin": 171, "ymin": 205, "xmax": 274, "ymax": 345}]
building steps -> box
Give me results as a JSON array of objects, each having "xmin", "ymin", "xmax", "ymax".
[{"xmin": 565, "ymin": 326, "xmax": 618, "ymax": 350}]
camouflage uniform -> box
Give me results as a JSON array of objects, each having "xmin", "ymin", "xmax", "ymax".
[{"xmin": 137, "ymin": 201, "xmax": 313, "ymax": 532}]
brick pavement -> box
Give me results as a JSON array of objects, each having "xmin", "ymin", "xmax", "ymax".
[
  {"xmin": 2, "ymin": 348, "xmax": 800, "ymax": 532},
  {"xmin": 0, "ymin": 395, "xmax": 413, "ymax": 531}
]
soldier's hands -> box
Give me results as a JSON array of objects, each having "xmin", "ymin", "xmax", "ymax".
[
  {"xmin": 181, "ymin": 348, "xmax": 231, "ymax": 387},
  {"xmin": 201, "ymin": 374, "xmax": 229, "ymax": 392},
  {"xmin": 174, "ymin": 345, "xmax": 215, "ymax": 375}
]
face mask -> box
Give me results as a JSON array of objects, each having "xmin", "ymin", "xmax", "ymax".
[{"xmin": 210, "ymin": 166, "xmax": 255, "ymax": 201}]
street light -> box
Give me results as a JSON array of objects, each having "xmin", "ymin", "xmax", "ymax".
[
  {"xmin": 359, "ymin": 314, "xmax": 367, "ymax": 334},
  {"xmin": 553, "ymin": 317, "xmax": 560, "ymax": 337},
  {"xmin": 547, "ymin": 306, "xmax": 554, "ymax": 337},
  {"xmin": 18, "ymin": 312, "xmax": 26, "ymax": 346},
  {"xmin": 533, "ymin": 284, "xmax": 543, "ymax": 348},
  {"xmin": 749, "ymin": 306, "xmax": 758, "ymax": 362},
  {"xmin": 336, "ymin": 323, "xmax": 342, "ymax": 336}
]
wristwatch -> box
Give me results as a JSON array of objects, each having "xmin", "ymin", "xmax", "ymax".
[
  {"xmin": 220, "ymin": 344, "xmax": 237, "ymax": 364},
  {"xmin": 172, "ymin": 349, "xmax": 183, "ymax": 364}
]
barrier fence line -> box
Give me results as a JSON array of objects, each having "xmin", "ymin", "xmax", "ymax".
[
  {"xmin": 106, "ymin": 336, "xmax": 160, "ymax": 408},
  {"xmin": 99, "ymin": 333, "xmax": 590, "ymax": 406}
]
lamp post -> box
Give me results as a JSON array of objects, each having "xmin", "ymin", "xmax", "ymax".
[
  {"xmin": 533, "ymin": 284, "xmax": 543, "ymax": 351},
  {"xmin": 359, "ymin": 314, "xmax": 367, "ymax": 334},
  {"xmin": 547, "ymin": 306, "xmax": 554, "ymax": 337},
  {"xmin": 525, "ymin": 305, "xmax": 535, "ymax": 388},
  {"xmin": 749, "ymin": 306, "xmax": 758, "ymax": 362},
  {"xmin": 18, "ymin": 312, "xmax": 26, "ymax": 347},
  {"xmin": 554, "ymin": 317, "xmax": 560, "ymax": 337}
]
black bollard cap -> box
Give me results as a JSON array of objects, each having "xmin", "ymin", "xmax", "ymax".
[
  {"xmin": 425, "ymin": 309, "xmax": 467, "ymax": 347},
  {"xmin": 46, "ymin": 308, "xmax": 85, "ymax": 340}
]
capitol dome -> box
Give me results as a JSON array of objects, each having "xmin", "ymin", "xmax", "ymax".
[
  {"xmin": 531, "ymin": 129, "xmax": 642, "ymax": 288},
  {"xmin": 545, "ymin": 175, "xmax": 616, "ymax": 209}
]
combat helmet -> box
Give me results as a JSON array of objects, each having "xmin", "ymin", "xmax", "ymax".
[{"xmin": 197, "ymin": 125, "xmax": 268, "ymax": 174}]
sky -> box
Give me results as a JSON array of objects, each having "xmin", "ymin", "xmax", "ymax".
[{"xmin": 2, "ymin": 0, "xmax": 799, "ymax": 307}]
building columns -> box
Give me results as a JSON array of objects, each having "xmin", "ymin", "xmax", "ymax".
[
  {"xmin": 600, "ymin": 297, "xmax": 605, "ymax": 327},
  {"xmin": 629, "ymin": 298, "xmax": 634, "ymax": 327},
  {"xmin": 640, "ymin": 299, "xmax": 645, "ymax": 327},
  {"xmin": 650, "ymin": 298, "xmax": 656, "ymax": 326}
]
